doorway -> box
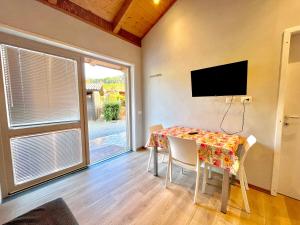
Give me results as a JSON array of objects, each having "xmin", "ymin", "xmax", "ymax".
[
  {"xmin": 84, "ymin": 58, "xmax": 131, "ymax": 164},
  {"xmin": 277, "ymin": 33, "xmax": 300, "ymax": 200},
  {"xmin": 273, "ymin": 27, "xmax": 300, "ymax": 199},
  {"xmin": 0, "ymin": 36, "xmax": 87, "ymax": 197}
]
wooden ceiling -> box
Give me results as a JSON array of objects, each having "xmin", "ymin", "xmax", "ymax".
[{"xmin": 37, "ymin": 0, "xmax": 177, "ymax": 47}]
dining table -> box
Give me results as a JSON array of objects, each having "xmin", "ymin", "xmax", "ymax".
[{"xmin": 146, "ymin": 126, "xmax": 244, "ymax": 213}]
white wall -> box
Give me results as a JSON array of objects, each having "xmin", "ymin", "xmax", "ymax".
[
  {"xmin": 142, "ymin": 0, "xmax": 300, "ymax": 189},
  {"xmin": 0, "ymin": 0, "xmax": 143, "ymax": 149}
]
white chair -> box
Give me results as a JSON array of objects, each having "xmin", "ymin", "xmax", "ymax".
[
  {"xmin": 147, "ymin": 124, "xmax": 169, "ymax": 172},
  {"xmin": 202, "ymin": 135, "xmax": 256, "ymax": 213},
  {"xmin": 165, "ymin": 136, "xmax": 202, "ymax": 204}
]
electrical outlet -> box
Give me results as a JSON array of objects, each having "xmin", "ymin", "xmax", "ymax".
[
  {"xmin": 241, "ymin": 96, "xmax": 252, "ymax": 103},
  {"xmin": 225, "ymin": 96, "xmax": 252, "ymax": 103}
]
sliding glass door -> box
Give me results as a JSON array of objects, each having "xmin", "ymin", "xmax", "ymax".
[
  {"xmin": 0, "ymin": 33, "xmax": 87, "ymax": 195},
  {"xmin": 83, "ymin": 58, "xmax": 131, "ymax": 164}
]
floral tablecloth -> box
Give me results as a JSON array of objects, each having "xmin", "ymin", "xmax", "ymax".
[{"xmin": 146, "ymin": 126, "xmax": 244, "ymax": 174}]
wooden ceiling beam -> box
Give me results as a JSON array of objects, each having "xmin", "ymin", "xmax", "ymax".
[
  {"xmin": 112, "ymin": 0, "xmax": 134, "ymax": 34},
  {"xmin": 36, "ymin": 0, "xmax": 141, "ymax": 47}
]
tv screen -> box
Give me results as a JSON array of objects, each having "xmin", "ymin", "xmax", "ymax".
[{"xmin": 191, "ymin": 60, "xmax": 248, "ymax": 97}]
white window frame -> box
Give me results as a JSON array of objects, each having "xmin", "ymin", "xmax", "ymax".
[
  {"xmin": 0, "ymin": 27, "xmax": 135, "ymax": 200},
  {"xmin": 0, "ymin": 32, "xmax": 88, "ymax": 196}
]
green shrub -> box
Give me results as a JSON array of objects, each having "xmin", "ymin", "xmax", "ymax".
[{"xmin": 103, "ymin": 103, "xmax": 120, "ymax": 121}]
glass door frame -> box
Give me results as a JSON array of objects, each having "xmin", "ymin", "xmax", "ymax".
[
  {"xmin": 81, "ymin": 56, "xmax": 132, "ymax": 165},
  {"xmin": 0, "ymin": 32, "xmax": 89, "ymax": 197}
]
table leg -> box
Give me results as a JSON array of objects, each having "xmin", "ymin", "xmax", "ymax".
[
  {"xmin": 221, "ymin": 169, "xmax": 231, "ymax": 213},
  {"xmin": 153, "ymin": 146, "xmax": 158, "ymax": 176},
  {"xmin": 231, "ymin": 174, "xmax": 236, "ymax": 185}
]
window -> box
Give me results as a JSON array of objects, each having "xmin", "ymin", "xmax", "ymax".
[{"xmin": 0, "ymin": 44, "xmax": 80, "ymax": 128}]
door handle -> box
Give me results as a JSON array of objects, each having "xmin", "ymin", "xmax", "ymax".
[{"xmin": 284, "ymin": 115, "xmax": 300, "ymax": 126}]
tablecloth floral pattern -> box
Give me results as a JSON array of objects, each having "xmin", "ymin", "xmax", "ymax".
[{"xmin": 146, "ymin": 126, "xmax": 243, "ymax": 174}]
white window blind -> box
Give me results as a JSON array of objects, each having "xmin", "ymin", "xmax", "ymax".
[
  {"xmin": 0, "ymin": 44, "xmax": 80, "ymax": 128},
  {"xmin": 10, "ymin": 129, "xmax": 82, "ymax": 185}
]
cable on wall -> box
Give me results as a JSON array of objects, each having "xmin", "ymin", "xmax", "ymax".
[{"xmin": 220, "ymin": 96, "xmax": 246, "ymax": 135}]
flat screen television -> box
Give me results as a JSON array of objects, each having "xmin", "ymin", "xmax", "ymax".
[{"xmin": 191, "ymin": 60, "xmax": 248, "ymax": 97}]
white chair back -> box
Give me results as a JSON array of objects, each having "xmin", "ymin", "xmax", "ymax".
[
  {"xmin": 149, "ymin": 124, "xmax": 164, "ymax": 133},
  {"xmin": 240, "ymin": 135, "xmax": 256, "ymax": 165},
  {"xmin": 167, "ymin": 136, "xmax": 198, "ymax": 166}
]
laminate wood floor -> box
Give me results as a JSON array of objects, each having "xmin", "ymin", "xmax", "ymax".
[{"xmin": 0, "ymin": 151, "xmax": 299, "ymax": 225}]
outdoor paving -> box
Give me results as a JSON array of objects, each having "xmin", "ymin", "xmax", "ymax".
[
  {"xmin": 88, "ymin": 120, "xmax": 127, "ymax": 163},
  {"xmin": 89, "ymin": 132, "xmax": 127, "ymax": 150},
  {"xmin": 88, "ymin": 120, "xmax": 126, "ymax": 140}
]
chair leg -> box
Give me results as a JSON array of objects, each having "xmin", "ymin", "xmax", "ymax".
[
  {"xmin": 194, "ymin": 162, "xmax": 201, "ymax": 204},
  {"xmin": 208, "ymin": 166, "xmax": 212, "ymax": 179},
  {"xmin": 165, "ymin": 157, "xmax": 170, "ymax": 188},
  {"xmin": 202, "ymin": 163, "xmax": 207, "ymax": 194},
  {"xmin": 239, "ymin": 170, "xmax": 250, "ymax": 213},
  {"xmin": 243, "ymin": 167, "xmax": 249, "ymax": 190},
  {"xmin": 181, "ymin": 167, "xmax": 184, "ymax": 174},
  {"xmin": 169, "ymin": 161, "xmax": 173, "ymax": 182},
  {"xmin": 147, "ymin": 149, "xmax": 153, "ymax": 172}
]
